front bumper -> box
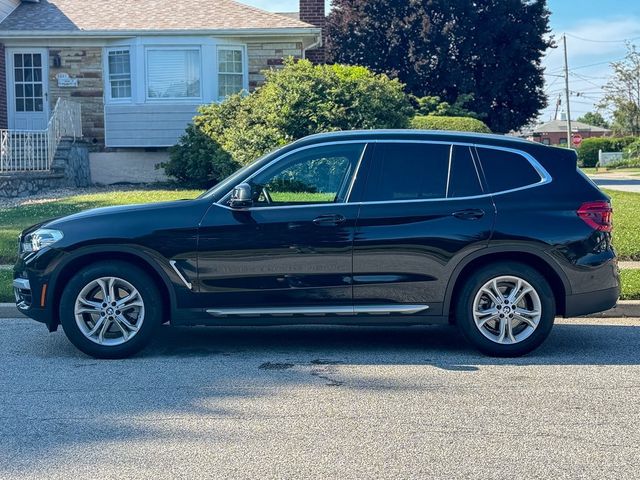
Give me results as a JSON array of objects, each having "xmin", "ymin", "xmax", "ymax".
[{"xmin": 13, "ymin": 247, "xmax": 65, "ymax": 331}]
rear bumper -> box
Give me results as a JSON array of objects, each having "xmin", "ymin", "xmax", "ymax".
[{"xmin": 564, "ymin": 285, "xmax": 619, "ymax": 317}]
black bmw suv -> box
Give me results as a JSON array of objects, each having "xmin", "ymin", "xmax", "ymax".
[{"xmin": 13, "ymin": 130, "xmax": 618, "ymax": 358}]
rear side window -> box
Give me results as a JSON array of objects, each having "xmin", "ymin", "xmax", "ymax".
[
  {"xmin": 361, "ymin": 142, "xmax": 484, "ymax": 202},
  {"xmin": 448, "ymin": 146, "xmax": 483, "ymax": 198},
  {"xmin": 363, "ymin": 142, "xmax": 450, "ymax": 201},
  {"xmin": 476, "ymin": 147, "xmax": 542, "ymax": 193}
]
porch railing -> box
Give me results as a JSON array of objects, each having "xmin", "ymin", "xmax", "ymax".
[{"xmin": 0, "ymin": 98, "xmax": 82, "ymax": 173}]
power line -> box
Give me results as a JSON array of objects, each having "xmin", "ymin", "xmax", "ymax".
[{"xmin": 565, "ymin": 32, "xmax": 640, "ymax": 44}]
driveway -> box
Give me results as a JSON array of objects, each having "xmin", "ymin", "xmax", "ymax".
[{"xmin": 1, "ymin": 317, "xmax": 639, "ymax": 479}]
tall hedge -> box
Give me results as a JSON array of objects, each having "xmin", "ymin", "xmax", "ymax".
[
  {"xmin": 411, "ymin": 115, "xmax": 491, "ymax": 133},
  {"xmin": 577, "ymin": 136, "xmax": 637, "ymax": 167}
]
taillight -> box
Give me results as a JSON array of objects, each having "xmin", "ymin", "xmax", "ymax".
[{"xmin": 577, "ymin": 201, "xmax": 612, "ymax": 232}]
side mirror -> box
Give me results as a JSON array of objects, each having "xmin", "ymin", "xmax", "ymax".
[{"xmin": 229, "ymin": 183, "xmax": 253, "ymax": 209}]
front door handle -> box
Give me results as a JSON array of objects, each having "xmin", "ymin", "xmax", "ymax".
[
  {"xmin": 313, "ymin": 214, "xmax": 346, "ymax": 226},
  {"xmin": 452, "ymin": 209, "xmax": 485, "ymax": 220}
]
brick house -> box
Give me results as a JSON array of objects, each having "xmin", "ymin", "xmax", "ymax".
[
  {"xmin": 0, "ymin": 0, "xmax": 325, "ymax": 155},
  {"xmin": 526, "ymin": 119, "xmax": 611, "ymax": 147}
]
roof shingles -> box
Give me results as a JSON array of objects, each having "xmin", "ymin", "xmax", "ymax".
[{"xmin": 0, "ymin": 0, "xmax": 314, "ymax": 32}]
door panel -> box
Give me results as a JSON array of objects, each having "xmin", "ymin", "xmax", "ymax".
[
  {"xmin": 196, "ymin": 142, "xmax": 368, "ymax": 309},
  {"xmin": 353, "ymin": 142, "xmax": 495, "ymax": 313},
  {"xmin": 197, "ymin": 203, "xmax": 359, "ymax": 308},
  {"xmin": 8, "ymin": 50, "xmax": 49, "ymax": 130}
]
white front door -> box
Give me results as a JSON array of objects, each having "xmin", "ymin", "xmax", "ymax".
[{"xmin": 6, "ymin": 49, "xmax": 49, "ymax": 130}]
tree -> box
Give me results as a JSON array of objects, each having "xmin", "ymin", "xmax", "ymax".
[
  {"xmin": 326, "ymin": 0, "xmax": 552, "ymax": 133},
  {"xmin": 576, "ymin": 112, "xmax": 610, "ymax": 129},
  {"xmin": 413, "ymin": 94, "xmax": 479, "ymax": 118},
  {"xmin": 598, "ymin": 44, "xmax": 640, "ymax": 136},
  {"xmin": 165, "ymin": 59, "xmax": 414, "ymax": 184}
]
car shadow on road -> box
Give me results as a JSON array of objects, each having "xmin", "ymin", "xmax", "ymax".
[{"xmin": 135, "ymin": 321, "xmax": 640, "ymax": 367}]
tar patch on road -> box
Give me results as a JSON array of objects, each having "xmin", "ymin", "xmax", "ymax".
[{"xmin": 259, "ymin": 362, "xmax": 294, "ymax": 370}]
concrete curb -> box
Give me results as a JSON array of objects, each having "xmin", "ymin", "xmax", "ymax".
[
  {"xmin": 0, "ymin": 303, "xmax": 23, "ymax": 318},
  {"xmin": 1, "ymin": 301, "xmax": 640, "ymax": 319}
]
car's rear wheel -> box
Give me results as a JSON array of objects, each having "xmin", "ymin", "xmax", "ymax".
[
  {"xmin": 60, "ymin": 261, "xmax": 162, "ymax": 359},
  {"xmin": 455, "ymin": 262, "xmax": 555, "ymax": 357}
]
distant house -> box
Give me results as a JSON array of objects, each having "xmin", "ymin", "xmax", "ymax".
[
  {"xmin": 526, "ymin": 118, "xmax": 611, "ymax": 146},
  {"xmin": 0, "ymin": 0, "xmax": 325, "ymax": 151}
]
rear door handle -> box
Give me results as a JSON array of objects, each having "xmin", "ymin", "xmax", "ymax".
[
  {"xmin": 313, "ymin": 214, "xmax": 346, "ymax": 226},
  {"xmin": 452, "ymin": 209, "xmax": 485, "ymax": 220}
]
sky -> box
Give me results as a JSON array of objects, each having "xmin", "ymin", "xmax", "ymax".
[{"xmin": 239, "ymin": 0, "xmax": 640, "ymax": 123}]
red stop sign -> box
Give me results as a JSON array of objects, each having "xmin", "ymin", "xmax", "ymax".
[{"xmin": 572, "ymin": 134, "xmax": 583, "ymax": 146}]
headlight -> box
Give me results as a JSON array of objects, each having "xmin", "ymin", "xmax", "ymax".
[{"xmin": 22, "ymin": 229, "xmax": 64, "ymax": 253}]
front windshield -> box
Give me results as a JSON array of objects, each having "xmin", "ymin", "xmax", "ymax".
[{"xmin": 197, "ymin": 146, "xmax": 286, "ymax": 199}]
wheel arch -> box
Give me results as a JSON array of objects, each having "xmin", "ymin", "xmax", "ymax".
[
  {"xmin": 49, "ymin": 246, "xmax": 175, "ymax": 331},
  {"xmin": 444, "ymin": 247, "xmax": 570, "ymax": 321}
]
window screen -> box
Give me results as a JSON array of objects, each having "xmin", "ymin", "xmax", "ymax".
[
  {"xmin": 147, "ymin": 49, "xmax": 201, "ymax": 99},
  {"xmin": 107, "ymin": 50, "xmax": 131, "ymax": 99},
  {"xmin": 476, "ymin": 147, "xmax": 542, "ymax": 193},
  {"xmin": 218, "ymin": 48, "xmax": 244, "ymax": 99}
]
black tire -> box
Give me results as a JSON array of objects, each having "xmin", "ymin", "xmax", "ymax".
[
  {"xmin": 59, "ymin": 261, "xmax": 163, "ymax": 359},
  {"xmin": 455, "ymin": 262, "xmax": 555, "ymax": 357}
]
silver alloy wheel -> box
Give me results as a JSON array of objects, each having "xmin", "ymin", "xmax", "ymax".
[
  {"xmin": 74, "ymin": 276, "xmax": 145, "ymax": 346},
  {"xmin": 472, "ymin": 275, "xmax": 542, "ymax": 345}
]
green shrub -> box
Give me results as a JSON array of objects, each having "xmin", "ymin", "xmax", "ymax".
[
  {"xmin": 577, "ymin": 136, "xmax": 637, "ymax": 167},
  {"xmin": 411, "ymin": 115, "xmax": 491, "ymax": 133},
  {"xmin": 165, "ymin": 58, "xmax": 414, "ymax": 185},
  {"xmin": 623, "ymin": 138, "xmax": 640, "ymax": 160},
  {"xmin": 162, "ymin": 124, "xmax": 239, "ymax": 188}
]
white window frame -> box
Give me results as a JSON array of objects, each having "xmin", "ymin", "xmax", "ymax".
[
  {"xmin": 144, "ymin": 46, "xmax": 203, "ymax": 102},
  {"xmin": 104, "ymin": 47, "xmax": 133, "ymax": 103},
  {"xmin": 216, "ymin": 45, "xmax": 248, "ymax": 101}
]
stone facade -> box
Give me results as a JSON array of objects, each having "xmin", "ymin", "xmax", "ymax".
[
  {"xmin": 48, "ymin": 47, "xmax": 104, "ymax": 149},
  {"xmin": 0, "ymin": 139, "xmax": 90, "ymax": 199},
  {"xmin": 247, "ymin": 41, "xmax": 304, "ymax": 90}
]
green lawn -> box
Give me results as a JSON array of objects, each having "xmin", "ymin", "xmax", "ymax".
[
  {"xmin": 0, "ymin": 270, "xmax": 11, "ymax": 303},
  {"xmin": 604, "ymin": 189, "xmax": 640, "ymax": 261},
  {"xmin": 0, "ymin": 189, "xmax": 201, "ymax": 265},
  {"xmin": 621, "ymin": 270, "xmax": 640, "ymax": 300}
]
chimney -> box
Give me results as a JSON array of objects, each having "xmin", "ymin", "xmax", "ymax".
[{"xmin": 299, "ymin": 0, "xmax": 325, "ymax": 64}]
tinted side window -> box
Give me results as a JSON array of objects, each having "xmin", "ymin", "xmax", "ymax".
[
  {"xmin": 249, "ymin": 143, "xmax": 365, "ymax": 206},
  {"xmin": 448, "ymin": 146, "xmax": 483, "ymax": 198},
  {"xmin": 477, "ymin": 148, "xmax": 542, "ymax": 193},
  {"xmin": 363, "ymin": 143, "xmax": 450, "ymax": 201}
]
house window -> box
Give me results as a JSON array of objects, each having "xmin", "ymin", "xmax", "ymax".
[
  {"xmin": 559, "ymin": 137, "xmax": 567, "ymax": 145},
  {"xmin": 146, "ymin": 48, "xmax": 201, "ymax": 99},
  {"xmin": 107, "ymin": 50, "xmax": 132, "ymax": 99},
  {"xmin": 542, "ymin": 138, "xmax": 550, "ymax": 145},
  {"xmin": 218, "ymin": 47, "xmax": 244, "ymax": 99}
]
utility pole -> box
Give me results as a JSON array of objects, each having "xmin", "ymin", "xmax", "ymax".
[{"xmin": 563, "ymin": 34, "xmax": 572, "ymax": 146}]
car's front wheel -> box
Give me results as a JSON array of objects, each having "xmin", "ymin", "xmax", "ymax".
[
  {"xmin": 59, "ymin": 261, "xmax": 162, "ymax": 359},
  {"xmin": 455, "ymin": 262, "xmax": 555, "ymax": 357}
]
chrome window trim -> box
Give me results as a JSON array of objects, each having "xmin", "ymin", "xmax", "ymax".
[
  {"xmin": 207, "ymin": 304, "xmax": 429, "ymax": 316},
  {"xmin": 214, "ymin": 138, "xmax": 552, "ymax": 211}
]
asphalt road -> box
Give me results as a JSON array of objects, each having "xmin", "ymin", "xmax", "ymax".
[
  {"xmin": 1, "ymin": 317, "xmax": 639, "ymax": 480},
  {"xmin": 592, "ymin": 177, "xmax": 640, "ymax": 193}
]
